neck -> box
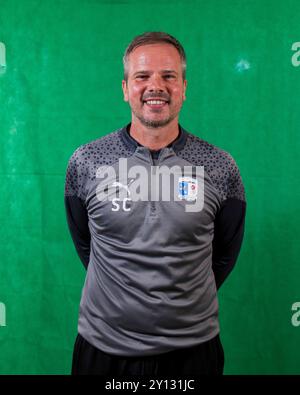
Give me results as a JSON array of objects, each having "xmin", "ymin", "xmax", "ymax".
[{"xmin": 129, "ymin": 117, "xmax": 180, "ymax": 150}]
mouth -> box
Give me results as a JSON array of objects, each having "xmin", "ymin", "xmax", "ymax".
[{"xmin": 143, "ymin": 99, "xmax": 169, "ymax": 109}]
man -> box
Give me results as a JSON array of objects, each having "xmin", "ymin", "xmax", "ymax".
[{"xmin": 65, "ymin": 31, "xmax": 246, "ymax": 376}]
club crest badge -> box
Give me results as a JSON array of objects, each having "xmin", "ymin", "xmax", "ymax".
[{"xmin": 178, "ymin": 177, "xmax": 198, "ymax": 201}]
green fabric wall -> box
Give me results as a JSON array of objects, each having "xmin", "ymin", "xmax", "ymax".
[{"xmin": 0, "ymin": 0, "xmax": 299, "ymax": 374}]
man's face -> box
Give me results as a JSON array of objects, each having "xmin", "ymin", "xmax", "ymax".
[{"xmin": 122, "ymin": 43, "xmax": 187, "ymax": 128}]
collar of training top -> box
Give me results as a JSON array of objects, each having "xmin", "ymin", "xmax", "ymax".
[{"xmin": 120, "ymin": 123, "xmax": 188, "ymax": 154}]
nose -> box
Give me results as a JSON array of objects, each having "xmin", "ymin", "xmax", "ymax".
[{"xmin": 147, "ymin": 74, "xmax": 165, "ymax": 92}]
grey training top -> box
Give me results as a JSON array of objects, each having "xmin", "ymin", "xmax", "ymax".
[{"xmin": 64, "ymin": 124, "xmax": 246, "ymax": 356}]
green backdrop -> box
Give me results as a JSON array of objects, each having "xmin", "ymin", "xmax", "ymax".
[{"xmin": 0, "ymin": 0, "xmax": 299, "ymax": 375}]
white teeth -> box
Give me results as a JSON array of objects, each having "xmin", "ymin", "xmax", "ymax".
[{"xmin": 146, "ymin": 100, "xmax": 166, "ymax": 105}]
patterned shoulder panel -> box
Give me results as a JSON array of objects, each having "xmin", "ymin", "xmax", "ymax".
[
  {"xmin": 64, "ymin": 129, "xmax": 134, "ymax": 199},
  {"xmin": 177, "ymin": 133, "xmax": 246, "ymax": 202}
]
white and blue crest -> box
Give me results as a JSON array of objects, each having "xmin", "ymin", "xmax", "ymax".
[{"xmin": 178, "ymin": 177, "xmax": 198, "ymax": 201}]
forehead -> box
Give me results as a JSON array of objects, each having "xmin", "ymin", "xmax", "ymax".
[{"xmin": 127, "ymin": 43, "xmax": 182, "ymax": 72}]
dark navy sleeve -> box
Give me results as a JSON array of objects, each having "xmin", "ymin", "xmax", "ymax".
[
  {"xmin": 212, "ymin": 151, "xmax": 246, "ymax": 290},
  {"xmin": 212, "ymin": 198, "xmax": 246, "ymax": 289},
  {"xmin": 64, "ymin": 150, "xmax": 91, "ymax": 269},
  {"xmin": 64, "ymin": 196, "xmax": 90, "ymax": 269}
]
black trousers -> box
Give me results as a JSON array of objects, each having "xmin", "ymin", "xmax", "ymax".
[{"xmin": 71, "ymin": 333, "xmax": 224, "ymax": 376}]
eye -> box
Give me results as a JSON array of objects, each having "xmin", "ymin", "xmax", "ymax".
[
  {"xmin": 135, "ymin": 75, "xmax": 148, "ymax": 80},
  {"xmin": 164, "ymin": 74, "xmax": 176, "ymax": 79}
]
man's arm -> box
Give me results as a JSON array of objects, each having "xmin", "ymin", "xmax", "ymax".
[
  {"xmin": 64, "ymin": 151, "xmax": 91, "ymax": 269},
  {"xmin": 212, "ymin": 197, "xmax": 246, "ymax": 289},
  {"xmin": 64, "ymin": 196, "xmax": 91, "ymax": 269},
  {"xmin": 211, "ymin": 151, "xmax": 246, "ymax": 290}
]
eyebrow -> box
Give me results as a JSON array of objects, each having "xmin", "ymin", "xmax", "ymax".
[{"xmin": 133, "ymin": 70, "xmax": 178, "ymax": 76}]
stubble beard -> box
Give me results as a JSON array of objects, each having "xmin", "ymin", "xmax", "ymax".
[{"xmin": 132, "ymin": 105, "xmax": 178, "ymax": 129}]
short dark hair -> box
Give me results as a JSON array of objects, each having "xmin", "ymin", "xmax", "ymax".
[{"xmin": 123, "ymin": 31, "xmax": 186, "ymax": 81}]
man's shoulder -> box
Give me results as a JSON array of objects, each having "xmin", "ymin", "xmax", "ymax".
[
  {"xmin": 66, "ymin": 126, "xmax": 136, "ymax": 170},
  {"xmin": 182, "ymin": 130, "xmax": 245, "ymax": 201},
  {"xmin": 65, "ymin": 127, "xmax": 130, "ymax": 198},
  {"xmin": 182, "ymin": 130, "xmax": 237, "ymax": 168},
  {"xmin": 69, "ymin": 128, "xmax": 124, "ymax": 161}
]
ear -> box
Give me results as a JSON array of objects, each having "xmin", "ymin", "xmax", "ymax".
[
  {"xmin": 122, "ymin": 80, "xmax": 129, "ymax": 102},
  {"xmin": 183, "ymin": 79, "xmax": 187, "ymax": 101}
]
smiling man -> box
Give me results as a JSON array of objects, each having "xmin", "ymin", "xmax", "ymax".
[
  {"xmin": 65, "ymin": 32, "xmax": 246, "ymax": 376},
  {"xmin": 122, "ymin": 42, "xmax": 186, "ymax": 141}
]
